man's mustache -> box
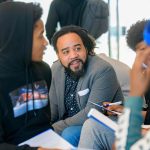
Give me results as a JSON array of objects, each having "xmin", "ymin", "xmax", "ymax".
[{"xmin": 68, "ymin": 59, "xmax": 83, "ymax": 67}]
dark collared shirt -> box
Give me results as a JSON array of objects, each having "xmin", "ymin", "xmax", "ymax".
[{"xmin": 64, "ymin": 71, "xmax": 80, "ymax": 118}]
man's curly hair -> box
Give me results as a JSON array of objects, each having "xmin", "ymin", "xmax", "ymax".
[
  {"xmin": 126, "ymin": 19, "xmax": 148, "ymax": 51},
  {"xmin": 51, "ymin": 25, "xmax": 96, "ymax": 55}
]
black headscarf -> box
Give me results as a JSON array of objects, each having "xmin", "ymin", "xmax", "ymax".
[{"xmin": 0, "ymin": 2, "xmax": 33, "ymax": 78}]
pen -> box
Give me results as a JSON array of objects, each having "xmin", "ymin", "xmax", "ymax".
[
  {"xmin": 89, "ymin": 101, "xmax": 103, "ymax": 108},
  {"xmin": 89, "ymin": 101, "xmax": 121, "ymax": 115},
  {"xmin": 104, "ymin": 101, "xmax": 122, "ymax": 107}
]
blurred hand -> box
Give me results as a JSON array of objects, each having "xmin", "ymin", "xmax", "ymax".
[
  {"xmin": 103, "ymin": 102, "xmax": 123, "ymax": 116},
  {"xmin": 141, "ymin": 128, "xmax": 150, "ymax": 136},
  {"xmin": 112, "ymin": 142, "xmax": 116, "ymax": 150},
  {"xmin": 130, "ymin": 47, "xmax": 150, "ymax": 96}
]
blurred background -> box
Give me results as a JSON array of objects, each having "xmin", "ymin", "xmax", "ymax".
[{"xmin": 15, "ymin": 0, "xmax": 150, "ymax": 68}]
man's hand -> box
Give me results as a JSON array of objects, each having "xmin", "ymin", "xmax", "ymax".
[{"xmin": 103, "ymin": 102, "xmax": 123, "ymax": 116}]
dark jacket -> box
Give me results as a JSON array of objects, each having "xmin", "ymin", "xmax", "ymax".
[
  {"xmin": 0, "ymin": 2, "xmax": 51, "ymax": 150},
  {"xmin": 80, "ymin": 0, "xmax": 109, "ymax": 39},
  {"xmin": 45, "ymin": 0, "xmax": 86, "ymax": 43}
]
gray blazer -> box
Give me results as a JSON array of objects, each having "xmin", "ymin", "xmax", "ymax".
[
  {"xmin": 49, "ymin": 55, "xmax": 124, "ymax": 134},
  {"xmin": 99, "ymin": 53, "xmax": 130, "ymax": 99}
]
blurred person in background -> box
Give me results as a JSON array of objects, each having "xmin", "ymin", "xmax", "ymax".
[
  {"xmin": 45, "ymin": 0, "xmax": 109, "ymax": 44},
  {"xmin": 115, "ymin": 42, "xmax": 150, "ymax": 150},
  {"xmin": 78, "ymin": 20, "xmax": 150, "ymax": 150},
  {"xmin": 45, "ymin": 0, "xmax": 86, "ymax": 44}
]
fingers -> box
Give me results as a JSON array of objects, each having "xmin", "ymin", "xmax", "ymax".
[
  {"xmin": 107, "ymin": 105, "xmax": 123, "ymax": 113},
  {"xmin": 102, "ymin": 102, "xmax": 110, "ymax": 106},
  {"xmin": 102, "ymin": 103, "xmax": 123, "ymax": 116}
]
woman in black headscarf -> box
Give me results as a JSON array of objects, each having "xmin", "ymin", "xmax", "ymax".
[{"xmin": 0, "ymin": 2, "xmax": 52, "ymax": 150}]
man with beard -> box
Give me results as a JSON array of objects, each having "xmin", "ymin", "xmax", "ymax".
[{"xmin": 49, "ymin": 25, "xmax": 124, "ymax": 147}]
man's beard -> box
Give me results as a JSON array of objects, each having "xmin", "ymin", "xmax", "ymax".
[{"xmin": 64, "ymin": 58, "xmax": 87, "ymax": 78}]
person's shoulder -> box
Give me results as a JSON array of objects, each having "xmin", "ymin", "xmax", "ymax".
[
  {"xmin": 114, "ymin": 60, "xmax": 131, "ymax": 71},
  {"xmin": 51, "ymin": 60, "xmax": 62, "ymax": 71},
  {"xmin": 89, "ymin": 55, "xmax": 113, "ymax": 68},
  {"xmin": 85, "ymin": 55, "xmax": 117, "ymax": 79},
  {"xmin": 98, "ymin": 53, "xmax": 131, "ymax": 70},
  {"xmin": 32, "ymin": 61, "xmax": 51, "ymax": 76},
  {"xmin": 51, "ymin": 59, "xmax": 60, "ymax": 66},
  {"xmin": 87, "ymin": 55, "xmax": 114, "ymax": 73},
  {"xmin": 39, "ymin": 61, "xmax": 51, "ymax": 70}
]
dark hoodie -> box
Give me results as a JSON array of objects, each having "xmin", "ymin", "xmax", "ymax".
[
  {"xmin": 0, "ymin": 2, "xmax": 51, "ymax": 150},
  {"xmin": 45, "ymin": 0, "xmax": 86, "ymax": 43}
]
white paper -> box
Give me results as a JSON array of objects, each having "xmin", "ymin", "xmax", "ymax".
[{"xmin": 19, "ymin": 129, "xmax": 75, "ymax": 149}]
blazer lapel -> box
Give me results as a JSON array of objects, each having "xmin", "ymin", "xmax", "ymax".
[{"xmin": 76, "ymin": 77, "xmax": 84, "ymax": 108}]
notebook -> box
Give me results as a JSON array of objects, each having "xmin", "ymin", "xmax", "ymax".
[{"xmin": 88, "ymin": 108, "xmax": 118, "ymax": 132}]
